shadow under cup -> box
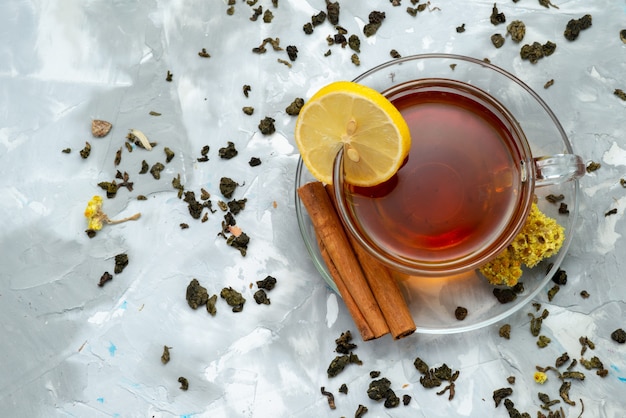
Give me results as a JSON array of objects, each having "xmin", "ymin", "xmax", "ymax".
[{"xmin": 332, "ymin": 55, "xmax": 585, "ymax": 277}]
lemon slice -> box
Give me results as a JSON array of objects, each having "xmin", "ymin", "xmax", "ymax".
[{"xmin": 295, "ymin": 81, "xmax": 411, "ymax": 187}]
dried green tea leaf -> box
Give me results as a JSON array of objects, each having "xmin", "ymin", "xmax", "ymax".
[
  {"xmin": 367, "ymin": 377, "xmax": 391, "ymax": 401},
  {"xmin": 354, "ymin": 405, "xmax": 368, "ymax": 418},
  {"xmin": 139, "ymin": 160, "xmax": 149, "ymax": 174},
  {"xmin": 253, "ymin": 289, "xmax": 270, "ymax": 305},
  {"xmin": 413, "ymin": 357, "xmax": 430, "ymax": 374},
  {"xmin": 219, "ymin": 177, "xmax": 239, "ymax": 198},
  {"xmin": 150, "ymin": 162, "xmax": 165, "ymax": 180},
  {"xmin": 164, "ymin": 147, "xmax": 175, "ymax": 163},
  {"xmin": 349, "ymin": 34, "xmax": 361, "ymax": 53},
  {"xmin": 186, "ymin": 279, "xmax": 209, "ymax": 309},
  {"xmin": 564, "ymin": 14, "xmax": 592, "ymax": 41},
  {"xmin": 320, "ymin": 387, "xmax": 336, "ymax": 410},
  {"xmin": 80, "ymin": 142, "xmax": 92, "ymax": 159},
  {"xmin": 499, "ymin": 324, "xmax": 511, "ymax": 339},
  {"xmin": 327, "ymin": 353, "xmax": 362, "ymax": 377},
  {"xmin": 547, "ymin": 284, "xmax": 560, "ymax": 301},
  {"xmin": 611, "ymin": 328, "xmax": 626, "ymax": 344},
  {"xmin": 335, "ymin": 330, "xmax": 357, "ymax": 354},
  {"xmin": 326, "ymin": 0, "xmax": 340, "ymax": 25},
  {"xmin": 98, "ymin": 181, "xmax": 118, "ymax": 199},
  {"xmin": 507, "ymin": 20, "xmax": 525, "ymax": 42},
  {"xmin": 537, "ymin": 335, "xmax": 551, "ymax": 348},
  {"xmin": 226, "ymin": 232, "xmax": 250, "ymax": 256},
  {"xmin": 218, "ymin": 141, "xmax": 238, "ymax": 159},
  {"xmin": 258, "ymin": 116, "xmax": 276, "ymax": 135},
  {"xmin": 285, "ymin": 98, "xmax": 304, "ymax": 115},
  {"xmin": 363, "ymin": 11, "xmax": 386, "ymax": 37},
  {"xmin": 178, "ymin": 376, "xmax": 189, "ymax": 390},
  {"xmin": 493, "ymin": 387, "xmax": 513, "ymax": 407},
  {"xmin": 491, "ymin": 33, "xmax": 505, "ymax": 48},
  {"xmin": 161, "ymin": 346, "xmax": 171, "ymax": 364},
  {"xmin": 490, "ymin": 3, "xmax": 506, "ymax": 25},
  {"xmin": 454, "ymin": 306, "xmax": 468, "ymax": 320},
  {"xmin": 256, "ymin": 275, "xmax": 277, "ymax": 290},
  {"xmin": 493, "ymin": 288, "xmax": 517, "ymax": 303},
  {"xmin": 220, "ymin": 287, "xmax": 246, "ymax": 312},
  {"xmin": 114, "ymin": 253, "xmax": 129, "ymax": 274},
  {"xmin": 98, "ymin": 271, "xmax": 113, "ymax": 287},
  {"xmin": 206, "ymin": 294, "xmax": 217, "ymax": 316},
  {"xmin": 286, "ymin": 45, "xmax": 298, "ymax": 61}
]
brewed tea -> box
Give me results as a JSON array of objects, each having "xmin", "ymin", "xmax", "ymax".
[{"xmin": 345, "ymin": 80, "xmax": 528, "ymax": 266}]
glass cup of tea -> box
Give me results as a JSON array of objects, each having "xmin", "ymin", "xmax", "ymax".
[{"xmin": 332, "ymin": 54, "xmax": 585, "ymax": 277}]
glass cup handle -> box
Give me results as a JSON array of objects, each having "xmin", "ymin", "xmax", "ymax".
[{"xmin": 534, "ymin": 154, "xmax": 586, "ymax": 187}]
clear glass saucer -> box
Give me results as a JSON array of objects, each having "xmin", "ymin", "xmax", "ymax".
[{"xmin": 295, "ymin": 159, "xmax": 579, "ymax": 334}]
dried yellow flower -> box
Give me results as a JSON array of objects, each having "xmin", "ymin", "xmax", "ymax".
[
  {"xmin": 84, "ymin": 195, "xmax": 141, "ymax": 236},
  {"xmin": 480, "ymin": 203, "xmax": 565, "ymax": 286},
  {"xmin": 534, "ymin": 371, "xmax": 548, "ymax": 384}
]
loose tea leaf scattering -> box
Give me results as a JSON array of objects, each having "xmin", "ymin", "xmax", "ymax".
[{"xmin": 178, "ymin": 376, "xmax": 189, "ymax": 390}]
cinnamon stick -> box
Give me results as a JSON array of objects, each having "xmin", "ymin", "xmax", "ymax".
[
  {"xmin": 298, "ymin": 181, "xmax": 389, "ymax": 339},
  {"xmin": 324, "ymin": 184, "xmax": 416, "ymax": 339},
  {"xmin": 317, "ymin": 237, "xmax": 375, "ymax": 341}
]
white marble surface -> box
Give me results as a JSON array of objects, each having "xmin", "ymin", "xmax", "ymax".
[{"xmin": 1, "ymin": 1, "xmax": 625, "ymax": 417}]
